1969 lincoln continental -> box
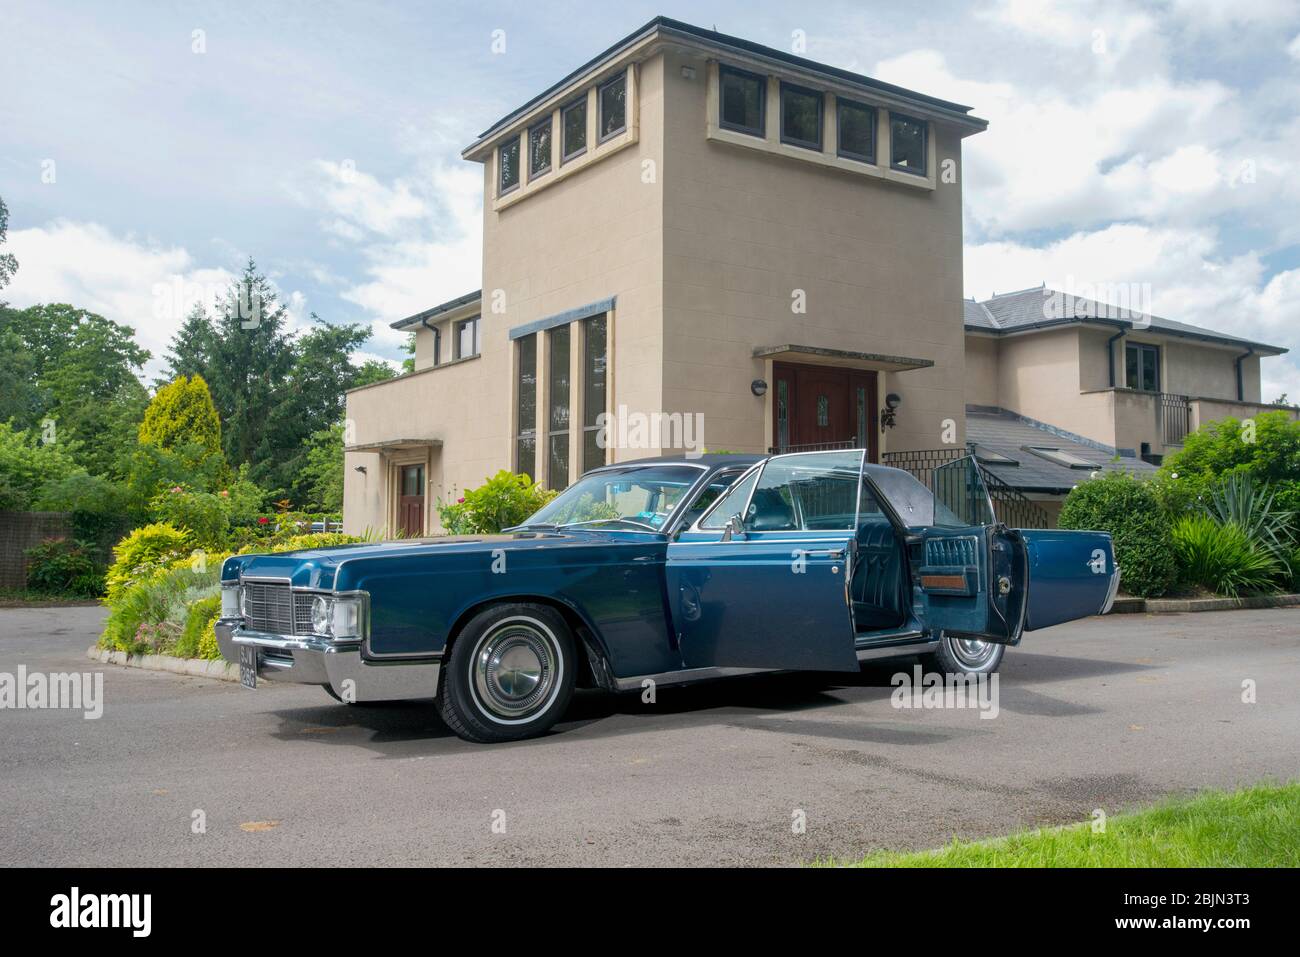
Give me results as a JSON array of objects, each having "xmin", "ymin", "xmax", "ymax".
[{"xmin": 217, "ymin": 450, "xmax": 1119, "ymax": 742}]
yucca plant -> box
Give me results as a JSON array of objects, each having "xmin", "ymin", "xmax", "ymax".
[
  {"xmin": 1201, "ymin": 473, "xmax": 1294, "ymax": 560},
  {"xmin": 1171, "ymin": 515, "xmax": 1281, "ymax": 597}
]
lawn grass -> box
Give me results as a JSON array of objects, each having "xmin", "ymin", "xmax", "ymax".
[{"xmin": 832, "ymin": 782, "xmax": 1300, "ymax": 867}]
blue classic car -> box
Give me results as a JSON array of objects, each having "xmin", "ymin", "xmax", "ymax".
[{"xmin": 216, "ymin": 450, "xmax": 1119, "ymax": 742}]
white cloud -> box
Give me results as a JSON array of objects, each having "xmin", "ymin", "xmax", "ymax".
[
  {"xmin": 1288, "ymin": 32, "xmax": 1300, "ymax": 60},
  {"xmin": 5, "ymin": 221, "xmax": 233, "ymax": 382},
  {"xmin": 291, "ymin": 160, "xmax": 483, "ymax": 343},
  {"xmin": 965, "ymin": 222, "xmax": 1300, "ymax": 403},
  {"xmin": 4, "ymin": 220, "xmax": 312, "ymax": 383}
]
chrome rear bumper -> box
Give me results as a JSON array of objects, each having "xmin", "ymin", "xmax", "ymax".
[
  {"xmin": 215, "ymin": 620, "xmax": 440, "ymax": 702},
  {"xmin": 1100, "ymin": 565, "xmax": 1122, "ymax": 615}
]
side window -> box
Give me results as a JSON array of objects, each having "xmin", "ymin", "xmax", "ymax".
[
  {"xmin": 699, "ymin": 468, "xmax": 760, "ymax": 529},
  {"xmin": 748, "ymin": 451, "xmax": 861, "ymax": 531},
  {"xmin": 681, "ymin": 470, "xmax": 743, "ymax": 527}
]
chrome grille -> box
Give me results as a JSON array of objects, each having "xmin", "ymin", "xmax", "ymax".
[{"xmin": 242, "ymin": 582, "xmax": 317, "ymax": 636}]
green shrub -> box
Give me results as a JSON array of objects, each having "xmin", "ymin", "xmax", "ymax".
[
  {"xmin": 196, "ymin": 615, "xmax": 221, "ymax": 660},
  {"xmin": 437, "ymin": 471, "xmax": 556, "ymax": 534},
  {"xmin": 1170, "ymin": 515, "xmax": 1281, "ymax": 597},
  {"xmin": 1200, "ymin": 473, "xmax": 1294, "ymax": 561},
  {"xmin": 100, "ymin": 563, "xmax": 219, "ymax": 653},
  {"xmin": 150, "ymin": 484, "xmax": 231, "ymax": 548},
  {"xmin": 1059, "ymin": 471, "xmax": 1177, "ymax": 598},
  {"xmin": 1158, "ymin": 410, "xmax": 1300, "ymax": 537},
  {"xmin": 24, "ymin": 537, "xmax": 103, "ymax": 596},
  {"xmin": 101, "ymin": 572, "xmax": 186, "ymax": 652},
  {"xmin": 175, "ymin": 593, "xmax": 221, "ymax": 659},
  {"xmin": 104, "ymin": 523, "xmax": 192, "ymax": 604}
]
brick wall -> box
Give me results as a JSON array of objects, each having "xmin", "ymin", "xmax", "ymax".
[{"xmin": 0, "ymin": 511, "xmax": 73, "ymax": 590}]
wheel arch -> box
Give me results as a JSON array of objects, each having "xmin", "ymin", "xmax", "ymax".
[{"xmin": 443, "ymin": 594, "xmax": 616, "ymax": 691}]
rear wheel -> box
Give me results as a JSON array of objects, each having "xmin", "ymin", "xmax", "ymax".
[
  {"xmin": 921, "ymin": 632, "xmax": 1004, "ymax": 676},
  {"xmin": 438, "ymin": 603, "xmax": 576, "ymax": 743}
]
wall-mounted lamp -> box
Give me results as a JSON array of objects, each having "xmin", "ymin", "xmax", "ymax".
[
  {"xmin": 880, "ymin": 393, "xmax": 901, "ymax": 432},
  {"xmin": 354, "ymin": 465, "xmax": 367, "ymax": 474},
  {"xmin": 751, "ymin": 379, "xmax": 768, "ymax": 397}
]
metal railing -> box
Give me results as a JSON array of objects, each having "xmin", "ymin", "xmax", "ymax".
[
  {"xmin": 767, "ymin": 439, "xmax": 857, "ymax": 454},
  {"xmin": 1159, "ymin": 393, "xmax": 1191, "ymax": 447},
  {"xmin": 882, "ymin": 448, "xmax": 1053, "ymax": 529}
]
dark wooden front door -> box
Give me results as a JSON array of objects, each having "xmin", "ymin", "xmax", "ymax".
[
  {"xmin": 398, "ymin": 464, "xmax": 425, "ymax": 537},
  {"xmin": 772, "ymin": 362, "xmax": 878, "ymax": 462}
]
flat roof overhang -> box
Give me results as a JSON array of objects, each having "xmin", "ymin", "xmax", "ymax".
[
  {"xmin": 754, "ymin": 344, "xmax": 935, "ymax": 372},
  {"xmin": 345, "ymin": 439, "xmax": 443, "ymax": 454}
]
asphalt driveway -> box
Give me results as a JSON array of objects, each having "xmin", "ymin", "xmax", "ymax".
[{"xmin": 0, "ymin": 605, "xmax": 1296, "ymax": 866}]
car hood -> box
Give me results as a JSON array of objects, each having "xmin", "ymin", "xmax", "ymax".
[{"xmin": 221, "ymin": 530, "xmax": 659, "ymax": 590}]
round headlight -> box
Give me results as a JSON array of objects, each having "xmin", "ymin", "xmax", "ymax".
[{"xmin": 311, "ymin": 596, "xmax": 332, "ymax": 635}]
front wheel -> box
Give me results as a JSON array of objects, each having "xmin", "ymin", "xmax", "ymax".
[
  {"xmin": 438, "ymin": 603, "xmax": 576, "ymax": 743},
  {"xmin": 920, "ymin": 633, "xmax": 1004, "ymax": 676}
]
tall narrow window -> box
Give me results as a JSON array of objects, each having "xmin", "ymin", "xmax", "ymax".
[
  {"xmin": 719, "ymin": 65, "xmax": 765, "ymax": 136},
  {"xmin": 431, "ymin": 326, "xmax": 441, "ymax": 366},
  {"xmin": 598, "ymin": 73, "xmax": 626, "ymax": 141},
  {"xmin": 889, "ymin": 113, "xmax": 927, "ymax": 175},
  {"xmin": 780, "ymin": 82, "xmax": 822, "ymax": 150},
  {"xmin": 562, "ymin": 97, "xmax": 587, "ymax": 161},
  {"xmin": 529, "ymin": 117, "xmax": 552, "ymax": 178},
  {"xmin": 582, "ymin": 314, "xmax": 607, "ymax": 474},
  {"xmin": 455, "ymin": 316, "xmax": 480, "ymax": 359},
  {"xmin": 1125, "ymin": 342, "xmax": 1159, "ymax": 392},
  {"xmin": 547, "ymin": 325, "xmax": 571, "ymax": 489},
  {"xmin": 837, "ymin": 97, "xmax": 876, "ymax": 163},
  {"xmin": 516, "ymin": 334, "xmax": 537, "ymax": 480},
  {"xmin": 499, "ymin": 136, "xmax": 520, "ymax": 194}
]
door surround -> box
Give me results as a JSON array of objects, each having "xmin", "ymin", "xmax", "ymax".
[{"xmin": 772, "ymin": 361, "xmax": 879, "ymax": 462}]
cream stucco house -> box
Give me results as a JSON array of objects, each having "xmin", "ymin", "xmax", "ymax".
[
  {"xmin": 342, "ymin": 16, "xmax": 1293, "ymax": 536},
  {"xmin": 344, "ymin": 16, "xmax": 988, "ymax": 535}
]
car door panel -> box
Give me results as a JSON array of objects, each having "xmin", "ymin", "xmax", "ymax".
[
  {"xmin": 913, "ymin": 525, "xmax": 1027, "ymax": 644},
  {"xmin": 666, "ymin": 532, "xmax": 860, "ymax": 671},
  {"xmin": 1019, "ymin": 530, "xmax": 1116, "ymax": 630}
]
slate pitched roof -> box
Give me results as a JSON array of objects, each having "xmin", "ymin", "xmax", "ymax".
[
  {"xmin": 964, "ymin": 286, "xmax": 1286, "ymax": 355},
  {"xmin": 964, "ymin": 408, "xmax": 1157, "ymax": 495}
]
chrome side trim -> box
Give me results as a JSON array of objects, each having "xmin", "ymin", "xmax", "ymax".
[
  {"xmin": 613, "ymin": 665, "xmax": 775, "ymax": 691},
  {"xmin": 855, "ymin": 639, "xmax": 938, "ymax": 661}
]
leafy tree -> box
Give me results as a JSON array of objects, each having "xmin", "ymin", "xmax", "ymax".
[
  {"xmin": 0, "ymin": 303, "xmax": 150, "ymax": 478},
  {"xmin": 299, "ymin": 422, "xmax": 345, "ymax": 512},
  {"xmin": 0, "ymin": 195, "xmax": 17, "ymax": 291},
  {"xmin": 401, "ymin": 332, "xmax": 415, "ymax": 374},
  {"xmin": 0, "ymin": 422, "xmax": 84, "ymax": 510},
  {"xmin": 193, "ymin": 259, "xmax": 297, "ymax": 485},
  {"xmin": 354, "ymin": 358, "xmax": 397, "ymax": 387},
  {"xmin": 161, "ymin": 303, "xmax": 215, "ymax": 386},
  {"xmin": 138, "ymin": 374, "xmax": 223, "ymax": 457}
]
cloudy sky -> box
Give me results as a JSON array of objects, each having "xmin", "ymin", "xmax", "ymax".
[{"xmin": 3, "ymin": 0, "xmax": 1299, "ymax": 397}]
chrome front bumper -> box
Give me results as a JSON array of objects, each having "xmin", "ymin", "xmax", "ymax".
[{"xmin": 215, "ymin": 620, "xmax": 440, "ymax": 702}]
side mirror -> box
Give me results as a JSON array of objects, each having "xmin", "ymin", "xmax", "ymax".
[{"xmin": 721, "ymin": 513, "xmax": 747, "ymax": 542}]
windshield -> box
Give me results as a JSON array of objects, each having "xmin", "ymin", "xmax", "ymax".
[{"xmin": 518, "ymin": 466, "xmax": 704, "ymax": 531}]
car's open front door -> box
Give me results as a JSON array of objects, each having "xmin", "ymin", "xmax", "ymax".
[
  {"xmin": 665, "ymin": 450, "xmax": 864, "ymax": 673},
  {"xmin": 913, "ymin": 457, "xmax": 1028, "ymax": 645}
]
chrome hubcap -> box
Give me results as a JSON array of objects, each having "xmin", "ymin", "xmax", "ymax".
[
  {"xmin": 947, "ymin": 635, "xmax": 998, "ymax": 669},
  {"xmin": 472, "ymin": 620, "xmax": 559, "ymax": 722}
]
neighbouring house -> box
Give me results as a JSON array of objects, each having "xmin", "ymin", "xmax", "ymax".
[
  {"xmin": 344, "ymin": 16, "xmax": 989, "ymax": 535},
  {"xmin": 961, "ymin": 285, "xmax": 1295, "ymax": 522}
]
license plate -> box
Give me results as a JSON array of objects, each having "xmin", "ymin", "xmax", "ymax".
[{"xmin": 239, "ymin": 645, "xmax": 258, "ymax": 689}]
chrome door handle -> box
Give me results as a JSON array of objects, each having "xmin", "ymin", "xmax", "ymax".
[{"xmin": 804, "ymin": 548, "xmax": 846, "ymax": 559}]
